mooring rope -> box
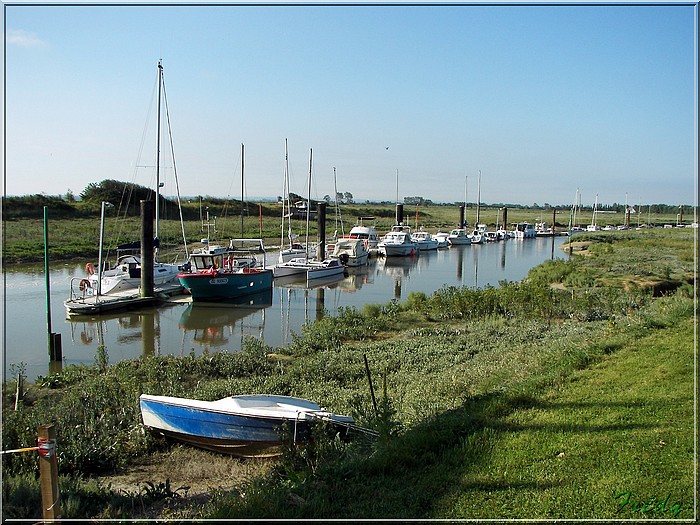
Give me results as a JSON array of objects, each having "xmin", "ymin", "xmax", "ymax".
[{"xmin": 0, "ymin": 446, "xmax": 40, "ymax": 455}]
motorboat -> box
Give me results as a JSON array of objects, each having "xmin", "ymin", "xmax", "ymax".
[
  {"xmin": 447, "ymin": 228, "xmax": 471, "ymax": 245},
  {"xmin": 378, "ymin": 228, "xmax": 417, "ymax": 257},
  {"xmin": 411, "ymin": 230, "xmax": 439, "ymax": 251},
  {"xmin": 348, "ymin": 217, "xmax": 380, "ymax": 250},
  {"xmin": 329, "ymin": 238, "xmax": 370, "ymax": 267}
]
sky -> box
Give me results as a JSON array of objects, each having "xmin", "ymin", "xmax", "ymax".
[{"xmin": 2, "ymin": 1, "xmax": 697, "ymax": 208}]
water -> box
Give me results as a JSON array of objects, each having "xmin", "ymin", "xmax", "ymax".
[{"xmin": 3, "ymin": 237, "xmax": 567, "ymax": 381}]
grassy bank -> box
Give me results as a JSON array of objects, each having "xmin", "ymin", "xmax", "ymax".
[
  {"xmin": 1, "ymin": 229, "xmax": 696, "ymax": 519},
  {"xmin": 2, "ymin": 202, "xmax": 690, "ymax": 263}
]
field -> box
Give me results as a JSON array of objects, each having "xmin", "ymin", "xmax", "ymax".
[
  {"xmin": 1, "ymin": 200, "xmax": 691, "ymax": 264},
  {"xmin": 1, "ymin": 227, "xmax": 696, "ymax": 520}
]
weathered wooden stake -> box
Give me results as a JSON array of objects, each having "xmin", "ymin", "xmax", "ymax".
[
  {"xmin": 14, "ymin": 372, "xmax": 23, "ymax": 410},
  {"xmin": 38, "ymin": 424, "xmax": 61, "ymax": 522},
  {"xmin": 363, "ymin": 354, "xmax": 378, "ymax": 418}
]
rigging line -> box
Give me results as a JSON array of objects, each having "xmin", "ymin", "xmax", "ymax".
[
  {"xmin": 161, "ymin": 74, "xmax": 189, "ymax": 258},
  {"xmin": 110, "ymin": 69, "xmax": 159, "ymax": 256}
]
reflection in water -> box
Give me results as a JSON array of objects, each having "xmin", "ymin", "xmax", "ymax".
[
  {"xmin": 378, "ymin": 255, "xmax": 419, "ymax": 300},
  {"xmin": 178, "ymin": 290, "xmax": 273, "ymax": 351},
  {"xmin": 6, "ymin": 237, "xmax": 569, "ymax": 380}
]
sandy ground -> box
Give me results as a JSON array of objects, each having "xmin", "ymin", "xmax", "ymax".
[{"xmin": 94, "ymin": 445, "xmax": 275, "ymax": 519}]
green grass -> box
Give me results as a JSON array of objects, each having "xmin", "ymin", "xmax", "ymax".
[
  {"xmin": 3, "ymin": 202, "xmax": 692, "ymax": 263},
  {"xmin": 438, "ymin": 315, "xmax": 695, "ymax": 519},
  {"xmin": 2, "ymin": 227, "xmax": 696, "ymax": 519}
]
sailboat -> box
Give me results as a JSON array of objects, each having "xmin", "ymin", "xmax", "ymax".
[
  {"xmin": 273, "ymin": 149, "xmax": 345, "ymax": 280},
  {"xmin": 587, "ymin": 193, "xmax": 601, "ymax": 231},
  {"xmin": 468, "ymin": 170, "xmax": 484, "ymax": 244},
  {"xmin": 85, "ymin": 60, "xmax": 188, "ymax": 295},
  {"xmin": 278, "ymin": 139, "xmax": 314, "ymax": 264}
]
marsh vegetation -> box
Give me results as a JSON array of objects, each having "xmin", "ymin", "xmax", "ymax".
[{"xmin": 1, "ymin": 228, "xmax": 695, "ymax": 519}]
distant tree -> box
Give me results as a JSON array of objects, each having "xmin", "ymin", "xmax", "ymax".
[
  {"xmin": 323, "ymin": 195, "xmax": 331, "ymax": 203},
  {"xmin": 79, "ymin": 179, "xmax": 174, "ymax": 217},
  {"xmin": 343, "ymin": 191, "xmax": 354, "ymax": 204}
]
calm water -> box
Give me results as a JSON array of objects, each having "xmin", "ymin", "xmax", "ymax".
[{"xmin": 3, "ymin": 237, "xmax": 567, "ymax": 381}]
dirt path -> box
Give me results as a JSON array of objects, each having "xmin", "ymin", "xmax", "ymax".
[{"xmin": 94, "ymin": 445, "xmax": 275, "ymax": 519}]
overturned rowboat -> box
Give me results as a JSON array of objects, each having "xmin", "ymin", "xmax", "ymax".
[{"xmin": 139, "ymin": 394, "xmax": 358, "ymax": 457}]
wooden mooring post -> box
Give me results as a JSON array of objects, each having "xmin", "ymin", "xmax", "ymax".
[
  {"xmin": 38, "ymin": 424, "xmax": 62, "ymax": 522},
  {"xmin": 44, "ymin": 206, "xmax": 63, "ymax": 366}
]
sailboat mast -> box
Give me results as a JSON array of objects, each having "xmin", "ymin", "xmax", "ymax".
[
  {"xmin": 476, "ymin": 170, "xmax": 482, "ymax": 225},
  {"xmin": 155, "ymin": 60, "xmax": 163, "ymax": 248},
  {"xmin": 281, "ymin": 139, "xmax": 288, "ymax": 253},
  {"xmin": 592, "ymin": 193, "xmax": 598, "ymax": 227},
  {"xmin": 395, "ymin": 169, "xmax": 399, "ymax": 205},
  {"xmin": 241, "ymin": 143, "xmax": 245, "ymax": 238},
  {"xmin": 305, "ymin": 148, "xmax": 312, "ymax": 258}
]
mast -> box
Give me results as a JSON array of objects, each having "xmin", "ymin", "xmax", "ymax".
[
  {"xmin": 591, "ymin": 193, "xmax": 598, "ymax": 227},
  {"xmin": 280, "ymin": 139, "xmax": 289, "ymax": 258},
  {"xmin": 465, "ymin": 175, "xmax": 468, "ymax": 227},
  {"xmin": 476, "ymin": 170, "xmax": 482, "ymax": 225},
  {"xmin": 240, "ymin": 143, "xmax": 245, "ymax": 238},
  {"xmin": 395, "ymin": 169, "xmax": 399, "ymax": 205},
  {"xmin": 305, "ymin": 148, "xmax": 313, "ymax": 258},
  {"xmin": 155, "ymin": 60, "xmax": 163, "ymax": 251}
]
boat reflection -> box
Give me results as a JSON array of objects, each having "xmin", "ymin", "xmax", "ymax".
[
  {"xmin": 378, "ymin": 254, "xmax": 419, "ymax": 299},
  {"xmin": 66, "ymin": 304, "xmax": 180, "ymax": 357},
  {"xmin": 178, "ymin": 290, "xmax": 273, "ymax": 351}
]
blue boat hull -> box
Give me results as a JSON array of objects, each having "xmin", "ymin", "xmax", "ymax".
[
  {"xmin": 178, "ymin": 269, "xmax": 273, "ymax": 302},
  {"xmin": 139, "ymin": 394, "xmax": 353, "ymax": 456}
]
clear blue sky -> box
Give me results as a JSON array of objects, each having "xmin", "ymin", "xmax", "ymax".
[{"xmin": 3, "ymin": 2, "xmax": 697, "ymax": 207}]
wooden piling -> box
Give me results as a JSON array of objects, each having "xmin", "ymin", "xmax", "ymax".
[
  {"xmin": 458, "ymin": 205, "xmax": 465, "ymax": 227},
  {"xmin": 49, "ymin": 332, "xmax": 62, "ymax": 363},
  {"xmin": 395, "ymin": 203, "xmax": 404, "ymax": 225},
  {"xmin": 38, "ymin": 424, "xmax": 61, "ymax": 522},
  {"xmin": 140, "ymin": 200, "xmax": 154, "ymax": 298}
]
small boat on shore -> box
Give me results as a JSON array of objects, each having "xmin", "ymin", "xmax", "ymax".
[{"xmin": 140, "ymin": 393, "xmax": 356, "ymax": 457}]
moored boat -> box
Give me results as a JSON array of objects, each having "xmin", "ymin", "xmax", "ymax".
[
  {"xmin": 306, "ymin": 258, "xmax": 345, "ymax": 280},
  {"xmin": 378, "ymin": 227, "xmax": 417, "ymax": 257},
  {"xmin": 447, "ymin": 228, "xmax": 471, "ymax": 246},
  {"xmin": 329, "ymin": 238, "xmax": 370, "ymax": 267},
  {"xmin": 177, "ymin": 238, "xmax": 273, "ymax": 301},
  {"xmin": 348, "ymin": 217, "xmax": 380, "ymax": 250},
  {"xmin": 140, "ymin": 393, "xmax": 356, "ymax": 457},
  {"xmin": 434, "ymin": 231, "xmax": 450, "ymax": 248},
  {"xmin": 411, "ymin": 230, "xmax": 439, "ymax": 251},
  {"xmin": 513, "ymin": 222, "xmax": 537, "ymax": 238}
]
